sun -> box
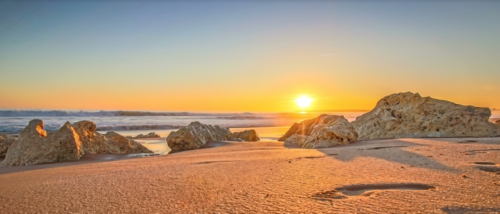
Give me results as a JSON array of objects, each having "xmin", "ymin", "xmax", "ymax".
[{"xmin": 296, "ymin": 95, "xmax": 313, "ymax": 109}]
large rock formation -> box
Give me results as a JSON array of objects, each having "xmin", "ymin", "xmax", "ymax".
[
  {"xmin": 352, "ymin": 92, "xmax": 500, "ymax": 140},
  {"xmin": 71, "ymin": 121, "xmax": 151, "ymax": 154},
  {"xmin": 279, "ymin": 115, "xmax": 358, "ymax": 148},
  {"xmin": 1, "ymin": 120, "xmax": 84, "ymax": 166},
  {"xmin": 0, "ymin": 135, "xmax": 17, "ymax": 157},
  {"xmin": 232, "ymin": 130, "xmax": 260, "ymax": 142},
  {"xmin": 167, "ymin": 121, "xmax": 237, "ymax": 152},
  {"xmin": 1, "ymin": 120, "xmax": 152, "ymax": 167}
]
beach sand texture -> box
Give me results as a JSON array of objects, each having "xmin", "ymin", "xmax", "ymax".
[{"xmin": 1, "ymin": 138, "xmax": 500, "ymax": 213}]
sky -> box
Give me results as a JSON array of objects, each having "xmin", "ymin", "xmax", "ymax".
[{"xmin": 1, "ymin": 1, "xmax": 499, "ymax": 112}]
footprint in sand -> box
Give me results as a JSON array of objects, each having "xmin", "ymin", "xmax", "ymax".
[
  {"xmin": 311, "ymin": 183, "xmax": 435, "ymax": 200},
  {"xmin": 458, "ymin": 140, "xmax": 478, "ymax": 143},
  {"xmin": 364, "ymin": 146, "xmax": 408, "ymax": 150},
  {"xmin": 473, "ymin": 162, "xmax": 496, "ymax": 165},
  {"xmin": 473, "ymin": 162, "xmax": 500, "ymax": 174},
  {"xmin": 193, "ymin": 160, "xmax": 236, "ymax": 165},
  {"xmin": 465, "ymin": 149, "xmax": 500, "ymax": 155}
]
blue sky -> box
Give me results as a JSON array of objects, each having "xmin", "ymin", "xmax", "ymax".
[{"xmin": 1, "ymin": 1, "xmax": 499, "ymax": 111}]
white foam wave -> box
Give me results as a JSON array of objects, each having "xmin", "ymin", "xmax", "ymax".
[{"xmin": 0, "ymin": 110, "xmax": 258, "ymax": 117}]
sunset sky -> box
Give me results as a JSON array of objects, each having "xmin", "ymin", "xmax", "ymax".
[{"xmin": 1, "ymin": 1, "xmax": 499, "ymax": 112}]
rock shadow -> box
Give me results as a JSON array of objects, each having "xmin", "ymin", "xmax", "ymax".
[
  {"xmin": 200, "ymin": 140, "xmax": 231, "ymax": 149},
  {"xmin": 0, "ymin": 153, "xmax": 155, "ymax": 175},
  {"xmin": 315, "ymin": 139, "xmax": 455, "ymax": 171},
  {"xmin": 168, "ymin": 141, "xmax": 233, "ymax": 154},
  {"xmin": 282, "ymin": 142, "xmax": 302, "ymax": 149}
]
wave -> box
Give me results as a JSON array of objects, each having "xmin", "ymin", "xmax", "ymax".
[
  {"xmin": 0, "ymin": 110, "xmax": 257, "ymax": 117},
  {"xmin": 95, "ymin": 124, "xmax": 182, "ymax": 131},
  {"xmin": 0, "ymin": 110, "xmax": 372, "ymax": 134},
  {"xmin": 215, "ymin": 116, "xmax": 266, "ymax": 120},
  {"xmin": 0, "ymin": 122, "xmax": 280, "ymax": 133}
]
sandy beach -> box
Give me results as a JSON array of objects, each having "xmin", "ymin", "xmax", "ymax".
[
  {"xmin": 1, "ymin": 137, "xmax": 499, "ymax": 213},
  {"xmin": 3, "ymin": 0, "xmax": 500, "ymax": 213}
]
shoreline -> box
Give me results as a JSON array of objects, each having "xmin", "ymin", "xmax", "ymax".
[{"xmin": 1, "ymin": 116, "xmax": 498, "ymax": 136}]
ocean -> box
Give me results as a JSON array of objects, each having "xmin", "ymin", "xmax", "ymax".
[
  {"xmin": 0, "ymin": 110, "xmax": 370, "ymax": 134},
  {"xmin": 2, "ymin": 109, "xmax": 498, "ymax": 134},
  {"xmin": 0, "ymin": 110, "xmax": 370, "ymax": 154},
  {"xmin": 2, "ymin": 109, "xmax": 499, "ymax": 155}
]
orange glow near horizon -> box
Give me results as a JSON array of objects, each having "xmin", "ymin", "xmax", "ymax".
[{"xmin": 0, "ymin": 89, "xmax": 499, "ymax": 113}]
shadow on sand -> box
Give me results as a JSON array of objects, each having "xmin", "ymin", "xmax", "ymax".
[
  {"xmin": 0, "ymin": 153, "xmax": 155, "ymax": 175},
  {"xmin": 283, "ymin": 138, "xmax": 457, "ymax": 172},
  {"xmin": 168, "ymin": 140, "xmax": 232, "ymax": 155}
]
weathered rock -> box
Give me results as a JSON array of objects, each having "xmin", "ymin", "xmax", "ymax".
[
  {"xmin": 278, "ymin": 123, "xmax": 300, "ymax": 141},
  {"xmin": 0, "ymin": 135, "xmax": 17, "ymax": 157},
  {"xmin": 280, "ymin": 115, "xmax": 358, "ymax": 148},
  {"xmin": 71, "ymin": 121, "xmax": 152, "ymax": 154},
  {"xmin": 1, "ymin": 120, "xmax": 84, "ymax": 166},
  {"xmin": 1, "ymin": 120, "xmax": 152, "ymax": 167},
  {"xmin": 352, "ymin": 92, "xmax": 500, "ymax": 140},
  {"xmin": 167, "ymin": 121, "xmax": 236, "ymax": 152},
  {"xmin": 304, "ymin": 119, "xmax": 358, "ymax": 148},
  {"xmin": 232, "ymin": 130, "xmax": 260, "ymax": 141},
  {"xmin": 50, "ymin": 122, "xmax": 85, "ymax": 162},
  {"xmin": 128, "ymin": 132, "xmax": 161, "ymax": 139},
  {"xmin": 103, "ymin": 131, "xmax": 152, "ymax": 154},
  {"xmin": 71, "ymin": 120, "xmax": 107, "ymax": 154},
  {"xmin": 284, "ymin": 134, "xmax": 308, "ymax": 145}
]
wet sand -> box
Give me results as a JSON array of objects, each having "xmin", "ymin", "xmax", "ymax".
[
  {"xmin": 134, "ymin": 137, "xmax": 171, "ymax": 155},
  {"xmin": 0, "ymin": 153, "xmax": 155, "ymax": 175},
  {"xmin": 1, "ymin": 138, "xmax": 500, "ymax": 213}
]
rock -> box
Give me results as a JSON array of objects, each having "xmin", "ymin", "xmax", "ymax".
[
  {"xmin": 103, "ymin": 131, "xmax": 152, "ymax": 154},
  {"xmin": 304, "ymin": 119, "xmax": 358, "ymax": 148},
  {"xmin": 232, "ymin": 130, "xmax": 260, "ymax": 141},
  {"xmin": 0, "ymin": 135, "xmax": 17, "ymax": 157},
  {"xmin": 166, "ymin": 121, "xmax": 236, "ymax": 152},
  {"xmin": 129, "ymin": 132, "xmax": 161, "ymax": 139},
  {"xmin": 278, "ymin": 123, "xmax": 300, "ymax": 141},
  {"xmin": 50, "ymin": 122, "xmax": 85, "ymax": 162},
  {"xmin": 1, "ymin": 120, "xmax": 84, "ymax": 167},
  {"xmin": 71, "ymin": 120, "xmax": 152, "ymax": 154},
  {"xmin": 1, "ymin": 120, "xmax": 152, "ymax": 167},
  {"xmin": 284, "ymin": 134, "xmax": 308, "ymax": 145},
  {"xmin": 279, "ymin": 115, "xmax": 358, "ymax": 148},
  {"xmin": 71, "ymin": 121, "xmax": 108, "ymax": 154},
  {"xmin": 496, "ymin": 119, "xmax": 500, "ymax": 125},
  {"xmin": 352, "ymin": 92, "xmax": 500, "ymax": 140}
]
